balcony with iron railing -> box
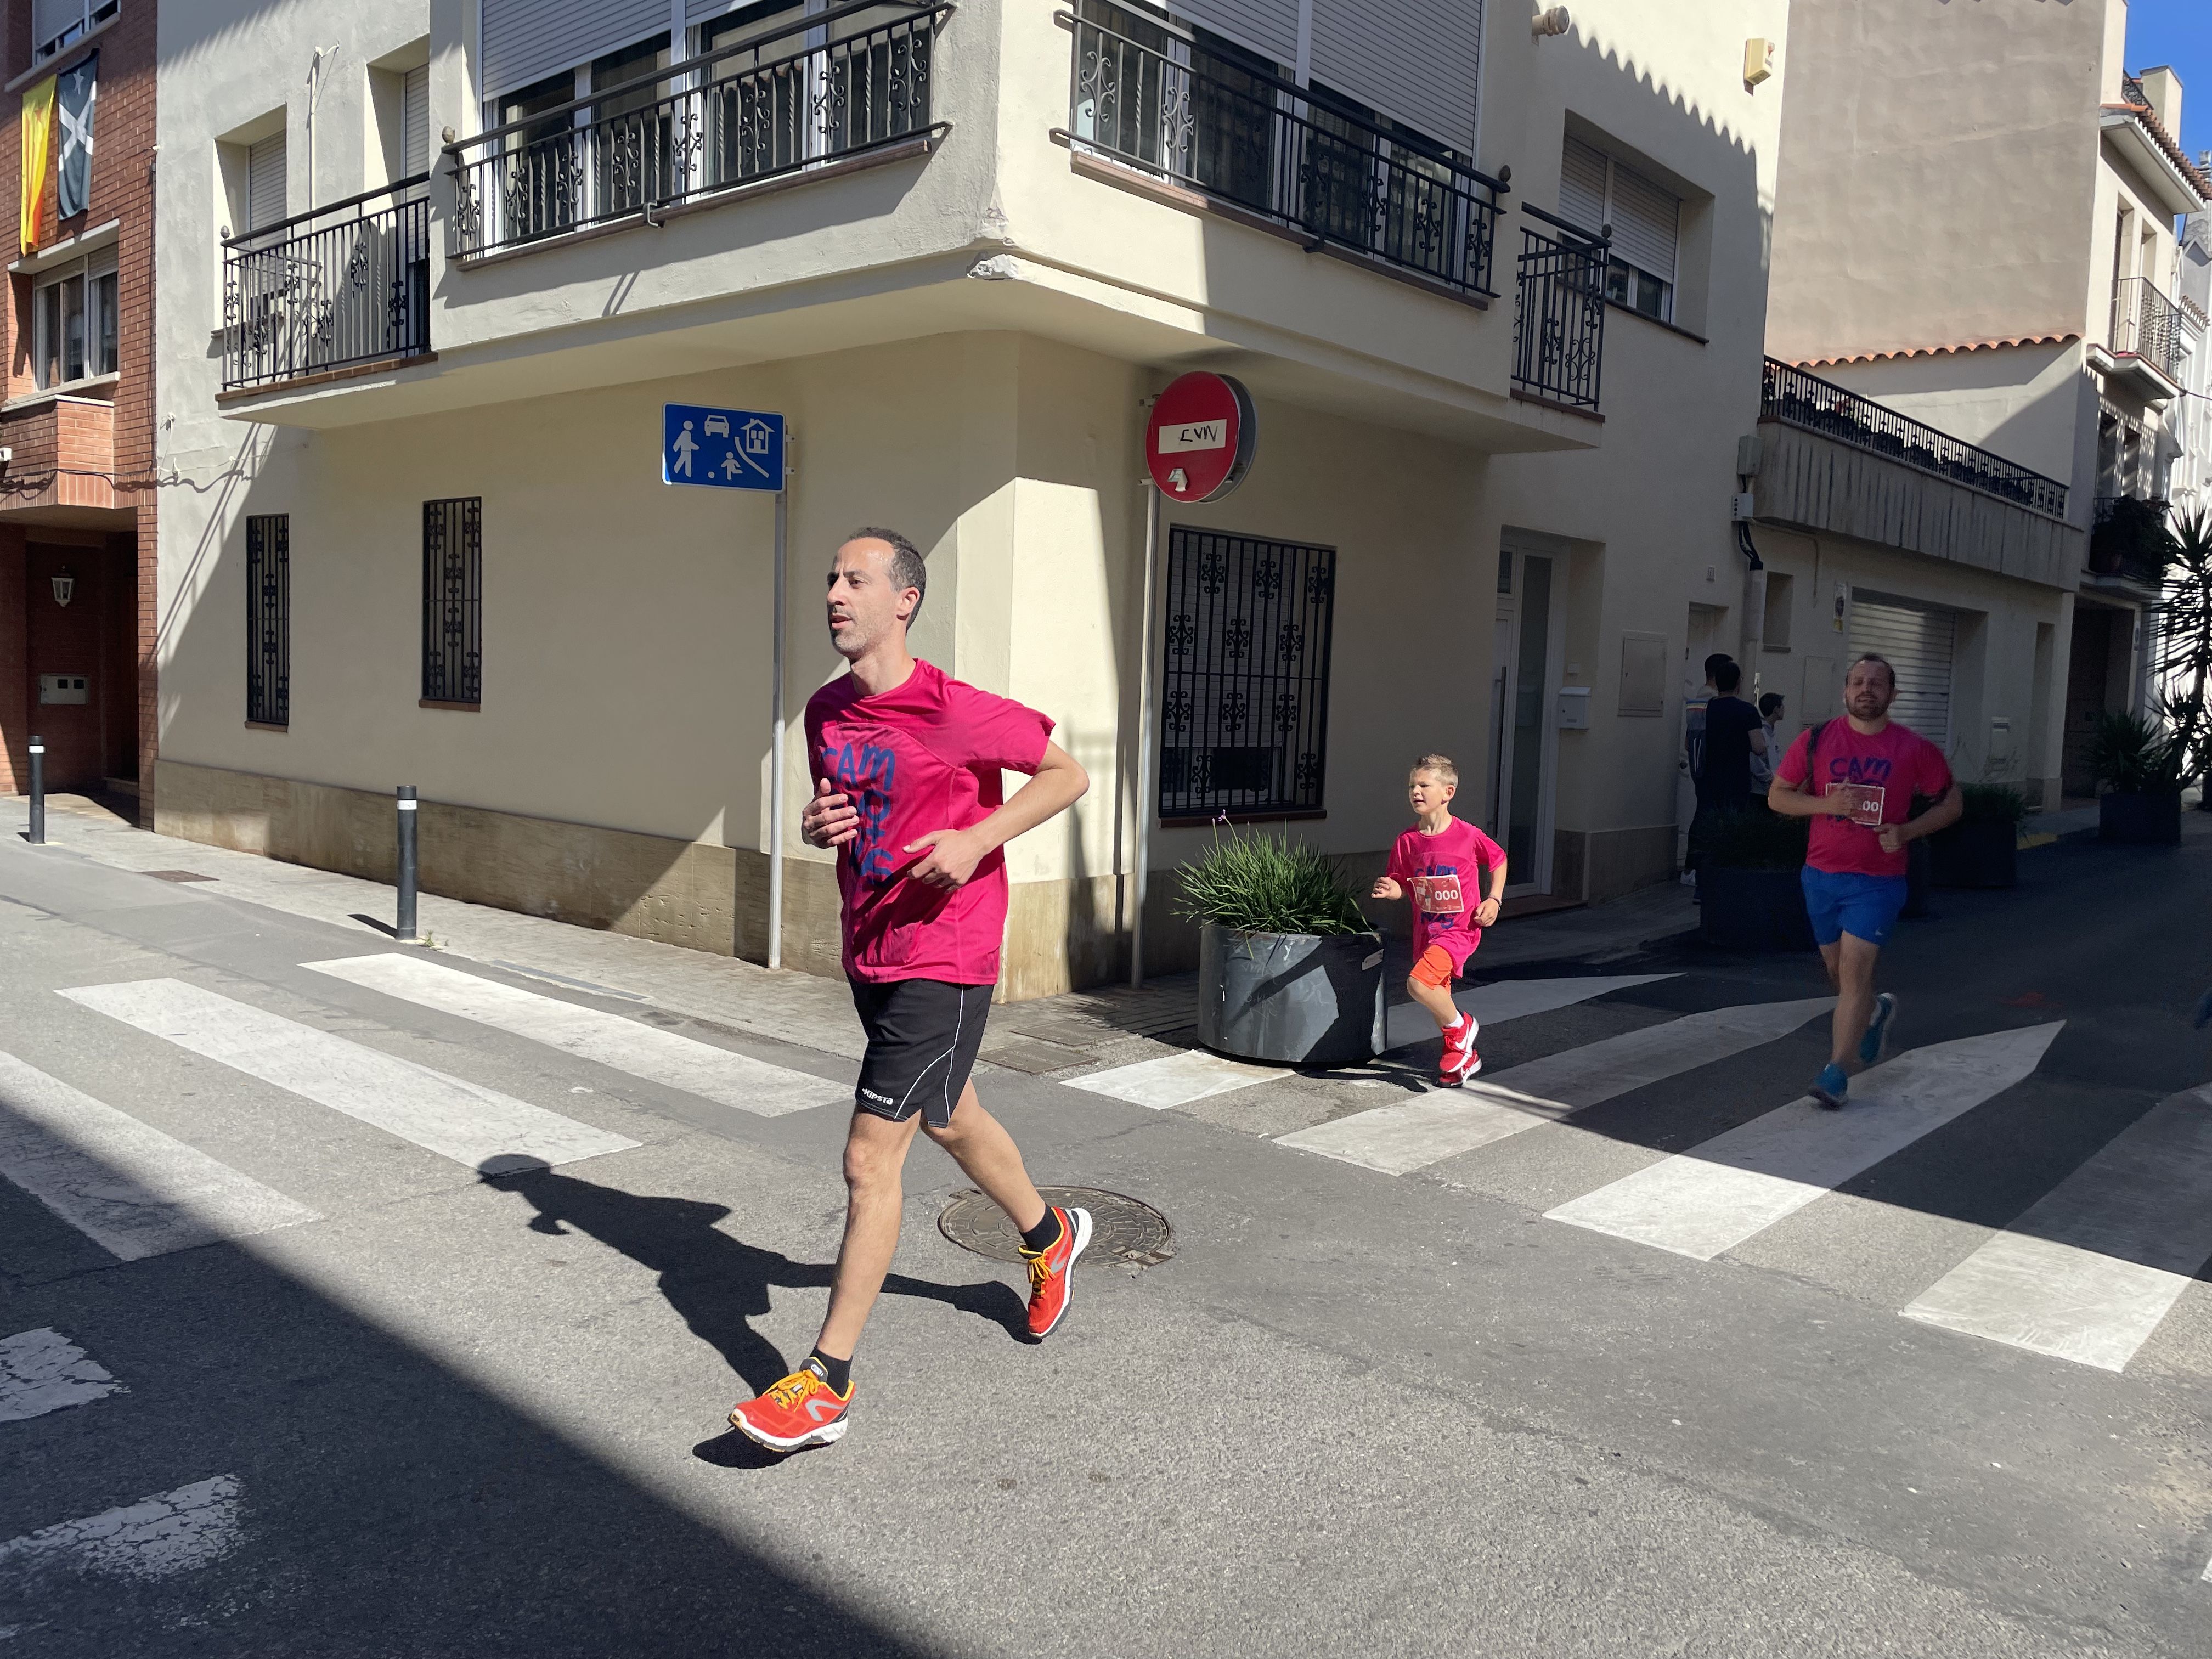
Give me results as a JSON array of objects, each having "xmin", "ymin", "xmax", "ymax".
[
  {"xmin": 221, "ymin": 178, "xmax": 431, "ymax": 393},
  {"xmin": 1760, "ymin": 358, "xmax": 2069, "ymax": 516},
  {"xmin": 1056, "ymin": 7, "xmax": 1606, "ymax": 412},
  {"xmin": 2090, "ymin": 494, "xmax": 2174, "ymax": 586},
  {"xmin": 2107, "ymin": 274, "xmax": 2190, "ymax": 394},
  {"xmin": 446, "ymin": 0, "xmax": 949, "ymax": 260}
]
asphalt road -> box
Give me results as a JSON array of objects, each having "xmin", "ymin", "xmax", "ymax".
[{"xmin": 2, "ymin": 826, "xmax": 2209, "ymax": 1657}]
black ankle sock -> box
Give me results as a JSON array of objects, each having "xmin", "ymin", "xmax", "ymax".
[
  {"xmin": 805, "ymin": 1350, "xmax": 851, "ymax": 1395},
  {"xmin": 1019, "ymin": 1208, "xmax": 1064, "ymax": 1254}
]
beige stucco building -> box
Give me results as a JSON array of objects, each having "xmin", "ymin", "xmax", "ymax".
[
  {"xmin": 149, "ymin": 0, "xmax": 1788, "ymax": 997},
  {"xmin": 1761, "ymin": 0, "xmax": 2207, "ymax": 806}
]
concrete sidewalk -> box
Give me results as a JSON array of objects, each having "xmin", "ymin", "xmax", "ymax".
[{"xmin": 0, "ymin": 794, "xmax": 1693, "ymax": 1077}]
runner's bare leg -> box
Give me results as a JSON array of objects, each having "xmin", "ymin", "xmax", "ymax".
[
  {"xmin": 815, "ymin": 1109, "xmax": 925, "ymax": 1360},
  {"xmin": 1822, "ymin": 935, "xmax": 1881, "ymax": 1068},
  {"xmin": 924, "ymin": 1082, "xmax": 1049, "ymax": 1233},
  {"xmin": 1407, "ymin": 974, "xmax": 1459, "ymax": 1031}
]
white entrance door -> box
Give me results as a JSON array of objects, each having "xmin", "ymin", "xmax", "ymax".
[{"xmin": 1486, "ymin": 548, "xmax": 1564, "ymax": 896}]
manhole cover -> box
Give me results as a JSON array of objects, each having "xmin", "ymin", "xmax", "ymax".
[
  {"xmin": 142, "ymin": 870, "xmax": 216, "ymax": 883},
  {"xmin": 938, "ymin": 1186, "xmax": 1173, "ymax": 1268}
]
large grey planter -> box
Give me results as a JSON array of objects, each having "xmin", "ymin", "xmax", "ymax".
[{"xmin": 1196, "ymin": 923, "xmax": 1386, "ymax": 1066}]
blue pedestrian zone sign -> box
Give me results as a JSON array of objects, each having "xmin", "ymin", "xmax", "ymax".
[{"xmin": 663, "ymin": 403, "xmax": 785, "ymax": 490}]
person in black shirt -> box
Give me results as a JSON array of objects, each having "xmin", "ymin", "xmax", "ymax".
[{"xmin": 1697, "ymin": 661, "xmax": 1767, "ymax": 812}]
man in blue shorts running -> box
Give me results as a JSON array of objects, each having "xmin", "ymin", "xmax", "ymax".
[{"xmin": 1767, "ymin": 653, "xmax": 1961, "ymax": 1107}]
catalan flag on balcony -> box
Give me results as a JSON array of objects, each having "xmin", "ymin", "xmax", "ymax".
[{"xmin": 20, "ymin": 73, "xmax": 55, "ymax": 255}]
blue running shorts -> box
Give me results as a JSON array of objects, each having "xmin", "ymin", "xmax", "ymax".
[{"xmin": 1800, "ymin": 867, "xmax": 1909, "ymax": 949}]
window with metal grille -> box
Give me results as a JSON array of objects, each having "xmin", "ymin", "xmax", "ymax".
[
  {"xmin": 1158, "ymin": 528, "xmax": 1334, "ymax": 821},
  {"xmin": 245, "ymin": 515, "xmax": 289, "ymax": 726},
  {"xmin": 422, "ymin": 498, "xmax": 483, "ymax": 706}
]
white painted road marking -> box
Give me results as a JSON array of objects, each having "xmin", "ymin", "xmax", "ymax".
[
  {"xmin": 0, "ymin": 1052, "xmax": 319, "ymax": 1262},
  {"xmin": 61, "ymin": 979, "xmax": 637, "ymax": 1175},
  {"xmin": 1066, "ymin": 1048, "xmax": 1278, "ymax": 1109},
  {"xmin": 1383, "ymin": 974, "xmax": 1678, "ymax": 1054},
  {"xmin": 1280, "ymin": 997, "xmax": 1833, "ymax": 1175},
  {"xmin": 1545, "ymin": 1025, "xmax": 2064, "ymax": 1261},
  {"xmin": 0, "ymin": 1329, "xmax": 119, "ymax": 1424},
  {"xmin": 1901, "ymin": 1084, "xmax": 2212, "ymax": 1370},
  {"xmin": 0, "ymin": 1476, "xmax": 241, "ymax": 1582},
  {"xmin": 302, "ymin": 953, "xmax": 846, "ymax": 1118}
]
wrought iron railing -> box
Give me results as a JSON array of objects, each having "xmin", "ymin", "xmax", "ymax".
[
  {"xmin": 2090, "ymin": 495, "xmax": 2173, "ymax": 584},
  {"xmin": 448, "ymin": 0, "xmax": 949, "ymax": 258},
  {"xmin": 1512, "ymin": 205, "xmax": 1606, "ymax": 410},
  {"xmin": 1759, "ymin": 357, "xmax": 2069, "ymax": 517},
  {"xmin": 2111, "ymin": 275, "xmax": 2187, "ymax": 385},
  {"xmin": 1059, "ymin": 8, "xmax": 1504, "ymax": 297},
  {"xmin": 222, "ymin": 178, "xmax": 430, "ymax": 391}
]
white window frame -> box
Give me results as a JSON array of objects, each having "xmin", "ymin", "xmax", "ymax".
[
  {"xmin": 35, "ymin": 0, "xmax": 119, "ymax": 64},
  {"xmin": 31, "ymin": 251, "xmax": 120, "ymax": 391}
]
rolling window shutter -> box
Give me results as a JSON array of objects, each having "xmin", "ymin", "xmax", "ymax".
[
  {"xmin": 1848, "ymin": 597, "xmax": 1956, "ymax": 749},
  {"xmin": 480, "ymin": 0, "xmax": 670, "ymax": 101},
  {"xmin": 1308, "ymin": 0, "xmax": 1482, "ymax": 151},
  {"xmin": 247, "ymin": 134, "xmax": 287, "ymax": 231},
  {"xmin": 1607, "ymin": 157, "xmax": 1679, "ymax": 280},
  {"xmin": 688, "ymin": 0, "xmax": 803, "ymax": 35},
  {"xmin": 403, "ymin": 65, "xmax": 430, "ymax": 177},
  {"xmin": 31, "ymin": 0, "xmax": 77, "ymax": 50},
  {"xmin": 1166, "ymin": 0, "xmax": 1299, "ymax": 70},
  {"xmin": 1559, "ymin": 136, "xmax": 1607, "ymax": 236}
]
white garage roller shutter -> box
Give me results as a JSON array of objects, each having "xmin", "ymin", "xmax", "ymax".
[
  {"xmin": 1166, "ymin": 0, "xmax": 1300, "ymax": 66},
  {"xmin": 1310, "ymin": 0, "xmax": 1483, "ymax": 150},
  {"xmin": 1849, "ymin": 595, "xmax": 1956, "ymax": 749},
  {"xmin": 481, "ymin": 0, "xmax": 668, "ymax": 101}
]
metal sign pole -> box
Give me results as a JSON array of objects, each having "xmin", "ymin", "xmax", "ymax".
[
  {"xmin": 767, "ymin": 461, "xmax": 789, "ymax": 971},
  {"xmin": 1131, "ymin": 481, "xmax": 1161, "ymax": 989}
]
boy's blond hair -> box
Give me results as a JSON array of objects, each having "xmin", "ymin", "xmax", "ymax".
[{"xmin": 1410, "ymin": 754, "xmax": 1459, "ymax": 786}]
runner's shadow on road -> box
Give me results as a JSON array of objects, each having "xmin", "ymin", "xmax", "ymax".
[{"xmin": 479, "ymin": 1163, "xmax": 1028, "ymax": 1403}]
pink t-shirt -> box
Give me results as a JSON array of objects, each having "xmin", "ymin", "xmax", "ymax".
[
  {"xmin": 804, "ymin": 659, "xmax": 1054, "ymax": 985},
  {"xmin": 1386, "ymin": 816, "xmax": 1506, "ymax": 972},
  {"xmin": 1774, "ymin": 719, "xmax": 1954, "ymax": 878}
]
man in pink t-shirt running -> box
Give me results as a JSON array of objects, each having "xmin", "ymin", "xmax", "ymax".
[
  {"xmin": 729, "ymin": 529, "xmax": 1092, "ymax": 1454},
  {"xmin": 1768, "ymin": 653, "xmax": 1961, "ymax": 1109}
]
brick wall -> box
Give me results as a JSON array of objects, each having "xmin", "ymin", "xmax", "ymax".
[{"xmin": 0, "ymin": 0, "xmax": 158, "ymax": 815}]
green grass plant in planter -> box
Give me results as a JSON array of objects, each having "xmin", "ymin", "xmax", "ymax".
[
  {"xmin": 2090, "ymin": 712, "xmax": 2184, "ymax": 845},
  {"xmin": 1932, "ymin": 784, "xmax": 2025, "ymax": 889},
  {"xmin": 1175, "ymin": 828, "xmax": 1382, "ymax": 1066},
  {"xmin": 1173, "ymin": 828, "xmax": 1368, "ymax": 935},
  {"xmin": 1698, "ymin": 809, "xmax": 1814, "ymax": 952}
]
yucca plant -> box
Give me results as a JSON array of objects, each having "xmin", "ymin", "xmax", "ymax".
[
  {"xmin": 2156, "ymin": 508, "xmax": 2212, "ymax": 795},
  {"xmin": 1173, "ymin": 827, "xmax": 1369, "ymax": 936},
  {"xmin": 1958, "ymin": 783, "xmax": 2028, "ymax": 825},
  {"xmin": 2086, "ymin": 709, "xmax": 2186, "ymax": 795}
]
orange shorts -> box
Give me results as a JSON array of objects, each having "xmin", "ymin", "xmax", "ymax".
[{"xmin": 1410, "ymin": 943, "xmax": 1457, "ymax": 989}]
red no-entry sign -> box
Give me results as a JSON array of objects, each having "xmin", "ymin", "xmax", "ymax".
[{"xmin": 1146, "ymin": 372, "xmax": 1256, "ymax": 502}]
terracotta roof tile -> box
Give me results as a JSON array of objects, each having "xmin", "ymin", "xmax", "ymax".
[
  {"xmin": 2103, "ymin": 91, "xmax": 2212, "ymax": 198},
  {"xmin": 1793, "ymin": 334, "xmax": 2081, "ymax": 369}
]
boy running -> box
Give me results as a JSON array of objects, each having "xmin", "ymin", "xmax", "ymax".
[
  {"xmin": 1370, "ymin": 755, "xmax": 1508, "ymax": 1086},
  {"xmin": 727, "ymin": 528, "xmax": 1092, "ymax": 1454},
  {"xmin": 1767, "ymin": 653, "xmax": 1961, "ymax": 1108}
]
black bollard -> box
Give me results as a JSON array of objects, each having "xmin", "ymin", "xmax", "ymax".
[
  {"xmin": 396, "ymin": 785, "xmax": 420, "ymax": 943},
  {"xmin": 26, "ymin": 735, "xmax": 44, "ymax": 845}
]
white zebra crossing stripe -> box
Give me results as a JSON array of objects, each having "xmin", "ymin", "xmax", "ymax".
[
  {"xmin": 60, "ymin": 980, "xmax": 637, "ymax": 1175},
  {"xmin": 1279, "ymin": 997, "xmax": 1833, "ymax": 1175},
  {"xmin": 1071, "ymin": 976, "xmax": 1687, "ymax": 1114},
  {"xmin": 301, "ymin": 953, "xmax": 846, "ymax": 1118},
  {"xmin": 1066, "ymin": 1048, "xmax": 1277, "ymax": 1109},
  {"xmin": 0, "ymin": 1475, "xmax": 241, "ymax": 1582},
  {"xmin": 0, "ymin": 1329, "xmax": 120, "ymax": 1424},
  {"xmin": 0, "ymin": 1052, "xmax": 319, "ymax": 1261},
  {"xmin": 1900, "ymin": 1085, "xmax": 2212, "ymax": 1371},
  {"xmin": 1383, "ymin": 974, "xmax": 1678, "ymax": 1053},
  {"xmin": 1545, "ymin": 1024, "xmax": 2064, "ymax": 1261}
]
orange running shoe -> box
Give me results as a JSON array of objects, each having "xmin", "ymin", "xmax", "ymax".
[
  {"xmin": 728, "ymin": 1363, "xmax": 853, "ymax": 1452},
  {"xmin": 1022, "ymin": 1205, "xmax": 1093, "ymax": 1340}
]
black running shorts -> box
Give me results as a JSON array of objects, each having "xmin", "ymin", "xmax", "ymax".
[{"xmin": 849, "ymin": 978, "xmax": 992, "ymax": 1129}]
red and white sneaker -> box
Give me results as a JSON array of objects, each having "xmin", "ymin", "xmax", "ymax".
[
  {"xmin": 728, "ymin": 1363, "xmax": 853, "ymax": 1453},
  {"xmin": 1022, "ymin": 1205, "xmax": 1093, "ymax": 1340},
  {"xmin": 1438, "ymin": 1046, "xmax": 1484, "ymax": 1087},
  {"xmin": 1443, "ymin": 1011, "xmax": 1480, "ymax": 1061}
]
